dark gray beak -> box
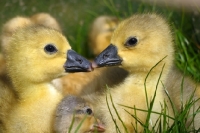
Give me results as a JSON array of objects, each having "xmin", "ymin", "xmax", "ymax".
[
  {"xmin": 92, "ymin": 44, "xmax": 122, "ymax": 68},
  {"xmin": 64, "ymin": 50, "xmax": 92, "ymax": 72}
]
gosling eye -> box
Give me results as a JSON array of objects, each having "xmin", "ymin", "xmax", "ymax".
[
  {"xmin": 75, "ymin": 107, "xmax": 93, "ymax": 115},
  {"xmin": 86, "ymin": 108, "xmax": 93, "ymax": 115},
  {"xmin": 124, "ymin": 37, "xmax": 138, "ymax": 47},
  {"xmin": 44, "ymin": 44, "xmax": 58, "ymax": 54}
]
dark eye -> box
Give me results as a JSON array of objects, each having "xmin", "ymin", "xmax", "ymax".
[
  {"xmin": 85, "ymin": 108, "xmax": 93, "ymax": 115},
  {"xmin": 125, "ymin": 37, "xmax": 138, "ymax": 47},
  {"xmin": 44, "ymin": 44, "xmax": 58, "ymax": 54}
]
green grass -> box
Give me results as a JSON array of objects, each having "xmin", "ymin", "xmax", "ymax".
[{"xmin": 106, "ymin": 61, "xmax": 200, "ymax": 133}]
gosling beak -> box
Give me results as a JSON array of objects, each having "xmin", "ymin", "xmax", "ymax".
[
  {"xmin": 92, "ymin": 44, "xmax": 122, "ymax": 68},
  {"xmin": 89, "ymin": 119, "xmax": 105, "ymax": 132},
  {"xmin": 64, "ymin": 50, "xmax": 93, "ymax": 72}
]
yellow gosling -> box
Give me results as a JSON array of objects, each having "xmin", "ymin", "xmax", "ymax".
[
  {"xmin": 4, "ymin": 25, "xmax": 92, "ymax": 132},
  {"xmin": 93, "ymin": 14, "xmax": 175, "ymax": 132}
]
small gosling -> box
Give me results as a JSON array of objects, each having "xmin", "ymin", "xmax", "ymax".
[
  {"xmin": 54, "ymin": 95, "xmax": 105, "ymax": 133},
  {"xmin": 4, "ymin": 25, "xmax": 92, "ymax": 133},
  {"xmin": 92, "ymin": 14, "xmax": 175, "ymax": 132}
]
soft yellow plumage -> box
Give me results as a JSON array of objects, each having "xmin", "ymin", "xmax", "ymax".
[
  {"xmin": 3, "ymin": 25, "xmax": 91, "ymax": 132},
  {"xmin": 0, "ymin": 14, "xmax": 64, "ymax": 132},
  {"xmin": 93, "ymin": 14, "xmax": 175, "ymax": 132},
  {"xmin": 4, "ymin": 25, "xmax": 69, "ymax": 133},
  {"xmin": 30, "ymin": 12, "xmax": 61, "ymax": 32}
]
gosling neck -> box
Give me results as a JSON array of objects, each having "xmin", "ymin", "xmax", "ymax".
[
  {"xmin": 12, "ymin": 79, "xmax": 57, "ymax": 100},
  {"xmin": 127, "ymin": 63, "xmax": 171, "ymax": 87}
]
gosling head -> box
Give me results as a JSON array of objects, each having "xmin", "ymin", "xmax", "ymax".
[
  {"xmin": 5, "ymin": 25, "xmax": 92, "ymax": 85},
  {"xmin": 93, "ymin": 14, "xmax": 174, "ymax": 73}
]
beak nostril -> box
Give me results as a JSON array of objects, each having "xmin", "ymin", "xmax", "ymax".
[
  {"xmin": 66, "ymin": 49, "xmax": 92, "ymax": 72},
  {"xmin": 103, "ymin": 54, "xmax": 109, "ymax": 59},
  {"xmin": 76, "ymin": 58, "xmax": 83, "ymax": 64}
]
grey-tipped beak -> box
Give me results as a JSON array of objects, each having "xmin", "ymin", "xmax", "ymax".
[
  {"xmin": 64, "ymin": 50, "xmax": 93, "ymax": 72},
  {"xmin": 93, "ymin": 44, "xmax": 122, "ymax": 68},
  {"xmin": 90, "ymin": 124, "xmax": 105, "ymax": 132},
  {"xmin": 90, "ymin": 119, "xmax": 105, "ymax": 132}
]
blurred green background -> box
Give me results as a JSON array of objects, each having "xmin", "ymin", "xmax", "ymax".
[
  {"xmin": 0, "ymin": 0, "xmax": 200, "ymax": 81},
  {"xmin": 0, "ymin": 0, "xmax": 145, "ymax": 56}
]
